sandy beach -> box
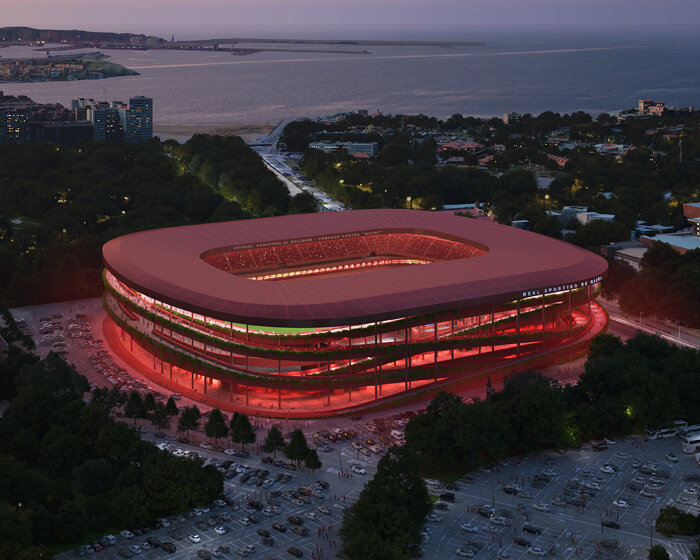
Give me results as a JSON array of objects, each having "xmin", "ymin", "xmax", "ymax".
[{"xmin": 154, "ymin": 123, "xmax": 275, "ymax": 143}]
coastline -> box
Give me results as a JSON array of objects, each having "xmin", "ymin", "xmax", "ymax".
[{"xmin": 154, "ymin": 123, "xmax": 276, "ymax": 143}]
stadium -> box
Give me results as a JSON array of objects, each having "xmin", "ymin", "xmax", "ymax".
[{"xmin": 102, "ymin": 209, "xmax": 608, "ymax": 418}]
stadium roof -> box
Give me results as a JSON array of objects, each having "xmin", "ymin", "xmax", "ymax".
[{"xmin": 103, "ymin": 210, "xmax": 607, "ymax": 327}]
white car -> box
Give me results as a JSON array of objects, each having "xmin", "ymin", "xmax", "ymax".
[
  {"xmin": 666, "ymin": 453, "xmax": 679, "ymax": 463},
  {"xmin": 541, "ymin": 469, "xmax": 556, "ymax": 477},
  {"xmin": 188, "ymin": 534, "xmax": 201, "ymax": 543},
  {"xmin": 120, "ymin": 530, "xmax": 134, "ymax": 539},
  {"xmin": 533, "ymin": 503, "xmax": 550, "ymax": 512},
  {"xmin": 213, "ymin": 499, "xmax": 226, "ymax": 507},
  {"xmin": 527, "ymin": 546, "xmax": 546, "ymax": 556},
  {"xmin": 214, "ymin": 526, "xmax": 227, "ymax": 535},
  {"xmin": 426, "ymin": 514, "xmax": 443, "ymax": 522},
  {"xmin": 129, "ymin": 544, "xmax": 143, "ymax": 554},
  {"xmin": 461, "ymin": 523, "xmax": 479, "ymax": 533},
  {"xmin": 304, "ymin": 512, "xmax": 317, "ymax": 520},
  {"xmin": 224, "ymin": 448, "xmax": 237, "ymax": 455},
  {"xmin": 600, "ymin": 466, "xmax": 615, "ymax": 474},
  {"xmin": 612, "ymin": 499, "xmax": 629, "ymax": 508},
  {"xmin": 604, "ymin": 438, "xmax": 616, "ymax": 445},
  {"xmin": 456, "ymin": 548, "xmax": 475, "ymax": 558},
  {"xmin": 239, "ymin": 517, "xmax": 251, "ymax": 526},
  {"xmin": 352, "ymin": 466, "xmax": 366, "ymax": 475},
  {"xmin": 489, "ymin": 516, "xmax": 506, "ymax": 526}
]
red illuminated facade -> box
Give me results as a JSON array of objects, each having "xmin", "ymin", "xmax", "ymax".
[{"xmin": 102, "ymin": 209, "xmax": 608, "ymax": 417}]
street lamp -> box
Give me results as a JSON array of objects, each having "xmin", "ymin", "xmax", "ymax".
[
  {"xmin": 407, "ymin": 196, "xmax": 412, "ymax": 209},
  {"xmin": 543, "ymin": 193, "xmax": 550, "ymax": 212}
]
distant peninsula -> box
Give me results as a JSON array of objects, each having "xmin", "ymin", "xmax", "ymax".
[
  {"xmin": 0, "ymin": 26, "xmax": 484, "ymax": 52},
  {"xmin": 0, "ymin": 26, "xmax": 486, "ymax": 76}
]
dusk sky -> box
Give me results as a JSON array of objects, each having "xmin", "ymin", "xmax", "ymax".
[{"xmin": 4, "ymin": 0, "xmax": 700, "ymax": 28}]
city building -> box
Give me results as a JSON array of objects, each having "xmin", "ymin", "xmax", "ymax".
[
  {"xmin": 640, "ymin": 202, "xmax": 700, "ymax": 254},
  {"xmin": 124, "ymin": 96, "xmax": 153, "ymax": 144},
  {"xmin": 308, "ymin": 140, "xmax": 378, "ymax": 156},
  {"xmin": 638, "ymin": 99, "xmax": 666, "ymax": 116},
  {"xmin": 88, "ymin": 104, "xmax": 124, "ymax": 142},
  {"xmin": 31, "ymin": 120, "xmax": 94, "ymax": 147},
  {"xmin": 103, "ymin": 209, "xmax": 607, "ymax": 418},
  {"xmin": 75, "ymin": 96, "xmax": 153, "ymax": 143}
]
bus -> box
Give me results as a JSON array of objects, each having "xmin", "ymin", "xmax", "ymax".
[
  {"xmin": 677, "ymin": 424, "xmax": 700, "ymax": 438},
  {"xmin": 647, "ymin": 427, "xmax": 677, "ymax": 439},
  {"xmin": 682, "ymin": 434, "xmax": 700, "ymax": 454}
]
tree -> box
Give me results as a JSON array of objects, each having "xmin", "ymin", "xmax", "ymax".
[
  {"xmin": 262, "ymin": 425, "xmax": 285, "ymax": 458},
  {"xmin": 149, "ymin": 402, "xmax": 169, "ymax": 432},
  {"xmin": 204, "ymin": 408, "xmax": 228, "ymax": 445},
  {"xmin": 124, "ymin": 390, "xmax": 145, "ymax": 424},
  {"xmin": 285, "ymin": 429, "xmax": 309, "ymax": 465},
  {"xmin": 72, "ymin": 458, "xmax": 114, "ymax": 496},
  {"xmin": 230, "ymin": 412, "xmax": 255, "ymax": 450},
  {"xmin": 304, "ymin": 449, "xmax": 322, "ymax": 472},
  {"xmin": 339, "ymin": 445, "xmax": 430, "ymax": 560},
  {"xmin": 165, "ymin": 396, "xmax": 179, "ymax": 417},
  {"xmin": 143, "ymin": 392, "xmax": 156, "ymax": 414},
  {"xmin": 648, "ymin": 545, "xmax": 670, "ymax": 560},
  {"xmin": 238, "ymin": 414, "xmax": 255, "ymax": 450},
  {"xmin": 177, "ymin": 406, "xmax": 201, "ymax": 439}
]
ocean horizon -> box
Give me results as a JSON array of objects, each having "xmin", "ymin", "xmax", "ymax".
[{"xmin": 1, "ymin": 24, "xmax": 698, "ymax": 130}]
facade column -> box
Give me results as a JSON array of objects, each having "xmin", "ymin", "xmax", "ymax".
[
  {"xmin": 203, "ymin": 374, "xmax": 207, "ymax": 394},
  {"xmin": 246, "ymin": 324, "xmax": 249, "ymax": 342},
  {"xmin": 568, "ymin": 288, "xmax": 573, "ymax": 338},
  {"xmin": 542, "ymin": 293, "xmax": 546, "ymax": 345},
  {"xmin": 246, "ymin": 385, "xmax": 249, "ymax": 406},
  {"xmin": 374, "ymin": 323, "xmax": 379, "ymax": 400},
  {"xmin": 516, "ymin": 299, "xmax": 521, "ymax": 357},
  {"xmin": 278, "ymin": 359, "xmax": 282, "ymax": 410},
  {"xmin": 491, "ymin": 305, "xmax": 495, "ymax": 353},
  {"xmin": 478, "ymin": 310, "xmax": 482, "ymax": 355},
  {"xmin": 191, "ymin": 370, "xmax": 194, "ymax": 389},
  {"xmin": 327, "ymin": 356, "xmax": 332, "ymax": 406},
  {"xmin": 588, "ymin": 284, "xmax": 592, "ymax": 316},
  {"xmin": 404, "ymin": 318, "xmax": 409, "ymax": 391},
  {"xmin": 230, "ymin": 380, "xmax": 234, "ymax": 402},
  {"xmin": 169, "ymin": 360, "xmax": 173, "ymax": 379},
  {"xmin": 433, "ymin": 313, "xmax": 438, "ymax": 382}
]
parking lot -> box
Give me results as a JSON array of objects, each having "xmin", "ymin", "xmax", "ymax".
[
  {"xmin": 11, "ymin": 301, "xmax": 700, "ymax": 560},
  {"xmin": 418, "ymin": 436, "xmax": 699, "ymax": 560}
]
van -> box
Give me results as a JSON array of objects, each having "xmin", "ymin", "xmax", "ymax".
[{"xmin": 102, "ymin": 535, "xmax": 117, "ymax": 546}]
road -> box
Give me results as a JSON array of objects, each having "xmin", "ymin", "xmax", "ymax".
[
  {"xmin": 600, "ymin": 298, "xmax": 700, "ymax": 349},
  {"xmin": 251, "ymin": 118, "xmax": 347, "ymax": 212}
]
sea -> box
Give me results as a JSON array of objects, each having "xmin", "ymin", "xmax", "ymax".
[{"xmin": 1, "ymin": 24, "xmax": 699, "ymax": 133}]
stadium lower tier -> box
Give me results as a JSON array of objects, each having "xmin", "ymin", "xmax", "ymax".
[{"xmin": 103, "ymin": 272, "xmax": 606, "ymax": 418}]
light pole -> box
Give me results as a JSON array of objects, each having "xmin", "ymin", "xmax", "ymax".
[
  {"xmin": 406, "ymin": 196, "xmax": 412, "ymax": 209},
  {"xmin": 543, "ymin": 193, "xmax": 550, "ymax": 212}
]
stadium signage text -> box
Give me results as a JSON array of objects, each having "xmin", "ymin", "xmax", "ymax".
[{"xmin": 521, "ymin": 275, "xmax": 603, "ymax": 298}]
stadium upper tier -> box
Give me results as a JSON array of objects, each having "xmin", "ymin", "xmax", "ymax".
[
  {"xmin": 102, "ymin": 209, "xmax": 608, "ymax": 327},
  {"xmin": 202, "ymin": 232, "xmax": 486, "ymax": 276}
]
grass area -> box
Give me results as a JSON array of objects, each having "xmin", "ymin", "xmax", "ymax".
[
  {"xmin": 85, "ymin": 59, "xmax": 139, "ymax": 77},
  {"xmin": 238, "ymin": 322, "xmax": 319, "ymax": 335},
  {"xmin": 49, "ymin": 526, "xmax": 121, "ymax": 555}
]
